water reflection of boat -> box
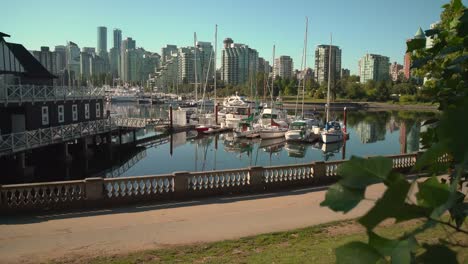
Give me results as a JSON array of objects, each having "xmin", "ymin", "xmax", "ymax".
[
  {"xmin": 321, "ymin": 140, "xmax": 343, "ymax": 153},
  {"xmin": 223, "ymin": 139, "xmax": 254, "ymax": 154},
  {"xmin": 259, "ymin": 137, "xmax": 286, "ymax": 148},
  {"xmin": 260, "ymin": 137, "xmax": 286, "ymax": 153},
  {"xmin": 312, "ymin": 140, "xmax": 343, "ymax": 161},
  {"xmin": 285, "ymin": 142, "xmax": 307, "ymax": 158}
]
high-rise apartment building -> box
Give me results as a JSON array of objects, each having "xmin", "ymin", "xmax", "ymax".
[
  {"xmin": 221, "ymin": 38, "xmax": 258, "ymax": 86},
  {"xmin": 120, "ymin": 37, "xmax": 137, "ymax": 82},
  {"xmin": 341, "ymin": 68, "xmax": 350, "ymax": 79},
  {"xmin": 273, "ymin": 55, "xmax": 293, "ymax": 79},
  {"xmin": 109, "ymin": 29, "xmax": 122, "ymax": 77},
  {"xmin": 359, "ymin": 53, "xmax": 390, "ymax": 83},
  {"xmin": 113, "ymin": 29, "xmax": 122, "ymax": 50},
  {"xmin": 97, "ymin": 26, "xmax": 107, "ymax": 57},
  {"xmin": 82, "ymin": 47, "xmax": 96, "ymax": 55},
  {"xmin": 314, "ymin": 45, "xmax": 342, "ymax": 85},
  {"xmin": 31, "ymin": 46, "xmax": 58, "ymax": 75},
  {"xmin": 80, "ymin": 52, "xmax": 92, "ymax": 78},
  {"xmin": 404, "ymin": 27, "xmax": 425, "ymax": 80},
  {"xmin": 389, "ymin": 62, "xmax": 404, "ymax": 81},
  {"xmin": 66, "ymin": 41, "xmax": 81, "ymax": 81},
  {"xmin": 257, "ymin": 57, "xmax": 270, "ymax": 73},
  {"xmin": 196, "ymin": 41, "xmax": 214, "ymax": 82},
  {"xmin": 161, "ymin": 45, "xmax": 178, "ymax": 63}
]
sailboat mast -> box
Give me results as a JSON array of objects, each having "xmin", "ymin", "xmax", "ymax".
[
  {"xmin": 194, "ymin": 32, "xmax": 198, "ymax": 103},
  {"xmin": 214, "ymin": 24, "xmax": 217, "ymax": 110},
  {"xmin": 326, "ymin": 34, "xmax": 332, "ymax": 124},
  {"xmin": 270, "ymin": 45, "xmax": 276, "ymax": 107},
  {"xmin": 302, "ymin": 17, "xmax": 309, "ymax": 117}
]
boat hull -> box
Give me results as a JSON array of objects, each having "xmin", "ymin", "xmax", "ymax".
[
  {"xmin": 259, "ymin": 128, "xmax": 288, "ymax": 139},
  {"xmin": 321, "ymin": 131, "xmax": 344, "ymax": 143}
]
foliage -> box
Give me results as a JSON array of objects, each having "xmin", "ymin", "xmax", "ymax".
[{"xmin": 321, "ymin": 1, "xmax": 468, "ymax": 263}]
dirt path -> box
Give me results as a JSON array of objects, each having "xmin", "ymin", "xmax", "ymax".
[{"xmin": 0, "ymin": 184, "xmax": 387, "ymax": 264}]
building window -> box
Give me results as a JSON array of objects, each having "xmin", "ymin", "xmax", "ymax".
[
  {"xmin": 41, "ymin": 106, "xmax": 49, "ymax": 125},
  {"xmin": 58, "ymin": 105, "xmax": 64, "ymax": 123},
  {"xmin": 72, "ymin": 104, "xmax": 78, "ymax": 121},
  {"xmin": 96, "ymin": 103, "xmax": 101, "ymax": 118},
  {"xmin": 85, "ymin": 103, "xmax": 90, "ymax": 119}
]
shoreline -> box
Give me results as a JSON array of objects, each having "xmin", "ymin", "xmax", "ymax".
[{"xmin": 281, "ymin": 101, "xmax": 439, "ymax": 112}]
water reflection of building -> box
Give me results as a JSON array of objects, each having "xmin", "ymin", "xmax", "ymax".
[
  {"xmin": 386, "ymin": 117, "xmax": 400, "ymax": 133},
  {"xmin": 355, "ymin": 121, "xmax": 385, "ymax": 144},
  {"xmin": 399, "ymin": 121, "xmax": 421, "ymax": 153}
]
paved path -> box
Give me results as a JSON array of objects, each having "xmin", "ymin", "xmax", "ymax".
[{"xmin": 0, "ymin": 184, "xmax": 386, "ymax": 263}]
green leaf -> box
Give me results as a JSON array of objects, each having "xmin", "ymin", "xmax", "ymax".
[
  {"xmin": 415, "ymin": 244, "xmax": 458, "ymax": 264},
  {"xmin": 448, "ymin": 192, "xmax": 467, "ymax": 228},
  {"xmin": 336, "ymin": 242, "xmax": 385, "ymax": 264},
  {"xmin": 359, "ymin": 179, "xmax": 429, "ymax": 230},
  {"xmin": 320, "ymin": 183, "xmax": 365, "ymax": 213},
  {"xmin": 412, "ymin": 142, "xmax": 449, "ymax": 172},
  {"xmin": 416, "ymin": 177, "xmax": 450, "ymax": 208},
  {"xmin": 438, "ymin": 44, "xmax": 464, "ymax": 56},
  {"xmin": 406, "ymin": 38, "xmax": 426, "ymax": 53},
  {"xmin": 338, "ymin": 156, "xmax": 393, "ymax": 189},
  {"xmin": 369, "ymin": 232, "xmax": 418, "ymax": 264},
  {"xmin": 437, "ymin": 98, "xmax": 468, "ymax": 162},
  {"xmin": 457, "ymin": 9, "xmax": 468, "ymax": 37}
]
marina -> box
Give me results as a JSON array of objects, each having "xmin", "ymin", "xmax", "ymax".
[{"xmin": 0, "ymin": 102, "xmax": 437, "ymax": 184}]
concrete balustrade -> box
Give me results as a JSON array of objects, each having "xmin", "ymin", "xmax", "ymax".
[{"xmin": 0, "ymin": 152, "xmax": 446, "ymax": 214}]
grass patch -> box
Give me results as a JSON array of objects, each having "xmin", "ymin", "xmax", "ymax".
[{"xmin": 54, "ymin": 219, "xmax": 467, "ymax": 264}]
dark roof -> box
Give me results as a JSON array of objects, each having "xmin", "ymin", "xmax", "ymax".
[{"xmin": 6, "ymin": 42, "xmax": 56, "ymax": 79}]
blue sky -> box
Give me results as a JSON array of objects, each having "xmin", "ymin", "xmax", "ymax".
[{"xmin": 3, "ymin": 0, "xmax": 465, "ymax": 74}]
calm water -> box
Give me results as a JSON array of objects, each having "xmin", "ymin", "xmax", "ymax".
[
  {"xmin": 1, "ymin": 103, "xmax": 436, "ymax": 184},
  {"xmin": 108, "ymin": 103, "xmax": 435, "ymax": 177}
]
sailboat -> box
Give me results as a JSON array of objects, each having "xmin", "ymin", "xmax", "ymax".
[
  {"xmin": 285, "ymin": 17, "xmax": 321, "ymax": 142},
  {"xmin": 194, "ymin": 31, "xmax": 217, "ymax": 133},
  {"xmin": 258, "ymin": 45, "xmax": 289, "ymax": 139},
  {"xmin": 321, "ymin": 34, "xmax": 344, "ymax": 144}
]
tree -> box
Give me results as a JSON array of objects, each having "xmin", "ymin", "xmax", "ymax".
[{"xmin": 321, "ymin": 1, "xmax": 468, "ymax": 262}]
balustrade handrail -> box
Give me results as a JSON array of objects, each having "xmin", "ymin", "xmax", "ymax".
[
  {"xmin": 0, "ymin": 118, "xmax": 118, "ymax": 155},
  {"xmin": 103, "ymin": 173, "xmax": 174, "ymax": 182},
  {"xmin": 0, "ymin": 85, "xmax": 105, "ymax": 102},
  {"xmin": 1, "ymin": 151, "xmax": 451, "ymax": 212},
  {"xmin": 263, "ymin": 163, "xmax": 318, "ymax": 170},
  {"xmin": 190, "ymin": 168, "xmax": 250, "ymax": 176},
  {"xmin": 1, "ymin": 180, "xmax": 85, "ymax": 189}
]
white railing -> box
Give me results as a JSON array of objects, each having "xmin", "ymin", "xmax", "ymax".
[
  {"xmin": 0, "ymin": 152, "xmax": 452, "ymax": 211},
  {"xmin": 113, "ymin": 117, "xmax": 148, "ymax": 128},
  {"xmin": 112, "ymin": 117, "xmax": 170, "ymax": 128},
  {"xmin": 104, "ymin": 174, "xmax": 175, "ymax": 198},
  {"xmin": 0, "ymin": 85, "xmax": 105, "ymax": 104},
  {"xmin": 188, "ymin": 168, "xmax": 251, "ymax": 191},
  {"xmin": 0, "ymin": 118, "xmax": 117, "ymax": 155}
]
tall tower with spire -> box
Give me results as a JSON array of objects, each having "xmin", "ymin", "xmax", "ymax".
[{"xmin": 404, "ymin": 27, "xmax": 426, "ymax": 80}]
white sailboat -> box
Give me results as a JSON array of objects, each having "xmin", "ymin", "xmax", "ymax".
[
  {"xmin": 258, "ymin": 45, "xmax": 289, "ymax": 139},
  {"xmin": 321, "ymin": 34, "xmax": 344, "ymax": 144}
]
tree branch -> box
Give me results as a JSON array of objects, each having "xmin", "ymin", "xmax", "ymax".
[{"xmin": 429, "ymin": 218, "xmax": 468, "ymax": 235}]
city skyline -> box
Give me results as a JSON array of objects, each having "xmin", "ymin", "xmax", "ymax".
[{"xmin": 4, "ymin": 0, "xmax": 461, "ymax": 75}]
